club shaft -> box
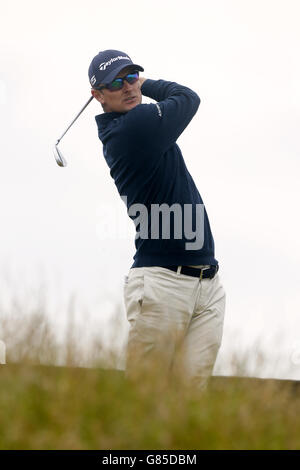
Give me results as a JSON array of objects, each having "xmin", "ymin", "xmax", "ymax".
[{"xmin": 56, "ymin": 96, "xmax": 94, "ymax": 145}]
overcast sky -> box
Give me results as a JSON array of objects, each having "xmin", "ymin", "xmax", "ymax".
[{"xmin": 0, "ymin": 0, "xmax": 299, "ymax": 378}]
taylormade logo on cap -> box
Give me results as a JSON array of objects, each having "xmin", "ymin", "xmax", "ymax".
[
  {"xmin": 99, "ymin": 55, "xmax": 131, "ymax": 71},
  {"xmin": 88, "ymin": 49, "xmax": 144, "ymax": 88}
]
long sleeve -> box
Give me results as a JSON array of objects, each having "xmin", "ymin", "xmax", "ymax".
[{"xmin": 123, "ymin": 79, "xmax": 201, "ymax": 154}]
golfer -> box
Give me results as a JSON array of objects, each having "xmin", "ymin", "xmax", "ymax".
[{"xmin": 89, "ymin": 50, "xmax": 226, "ymax": 389}]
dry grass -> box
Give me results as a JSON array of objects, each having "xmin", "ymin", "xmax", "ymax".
[
  {"xmin": 1, "ymin": 360, "xmax": 300, "ymax": 450},
  {"xmin": 1, "ymin": 282, "xmax": 300, "ymax": 449}
]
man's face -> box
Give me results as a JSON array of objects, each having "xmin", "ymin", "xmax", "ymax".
[{"xmin": 91, "ymin": 65, "xmax": 142, "ymax": 113}]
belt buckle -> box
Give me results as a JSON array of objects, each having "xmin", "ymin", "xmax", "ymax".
[{"xmin": 200, "ymin": 266, "xmax": 210, "ymax": 281}]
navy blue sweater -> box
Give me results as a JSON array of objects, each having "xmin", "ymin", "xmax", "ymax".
[{"xmin": 95, "ymin": 79, "xmax": 218, "ymax": 268}]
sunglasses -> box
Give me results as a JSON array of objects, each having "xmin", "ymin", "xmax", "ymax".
[{"xmin": 96, "ymin": 71, "xmax": 139, "ymax": 92}]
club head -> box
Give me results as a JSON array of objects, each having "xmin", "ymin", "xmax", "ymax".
[{"xmin": 53, "ymin": 143, "xmax": 67, "ymax": 167}]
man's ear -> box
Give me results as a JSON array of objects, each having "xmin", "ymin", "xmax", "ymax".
[{"xmin": 91, "ymin": 88, "xmax": 104, "ymax": 104}]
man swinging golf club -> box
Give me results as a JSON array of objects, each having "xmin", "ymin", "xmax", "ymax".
[{"xmin": 88, "ymin": 49, "xmax": 226, "ymax": 389}]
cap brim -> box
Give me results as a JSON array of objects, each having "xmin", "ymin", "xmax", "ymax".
[{"xmin": 102, "ymin": 63, "xmax": 144, "ymax": 85}]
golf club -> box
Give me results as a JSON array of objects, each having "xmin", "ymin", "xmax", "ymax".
[{"xmin": 53, "ymin": 96, "xmax": 94, "ymax": 167}]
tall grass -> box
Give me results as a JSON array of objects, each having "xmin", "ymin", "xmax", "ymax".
[
  {"xmin": 0, "ymin": 281, "xmax": 127, "ymax": 369},
  {"xmin": 1, "ymin": 281, "xmax": 300, "ymax": 449},
  {"xmin": 1, "ymin": 354, "xmax": 300, "ymax": 449}
]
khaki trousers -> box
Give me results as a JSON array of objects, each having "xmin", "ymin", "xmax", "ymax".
[{"xmin": 123, "ymin": 265, "xmax": 226, "ymax": 389}]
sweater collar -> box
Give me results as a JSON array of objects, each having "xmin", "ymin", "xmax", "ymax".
[{"xmin": 95, "ymin": 111, "xmax": 126, "ymax": 128}]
